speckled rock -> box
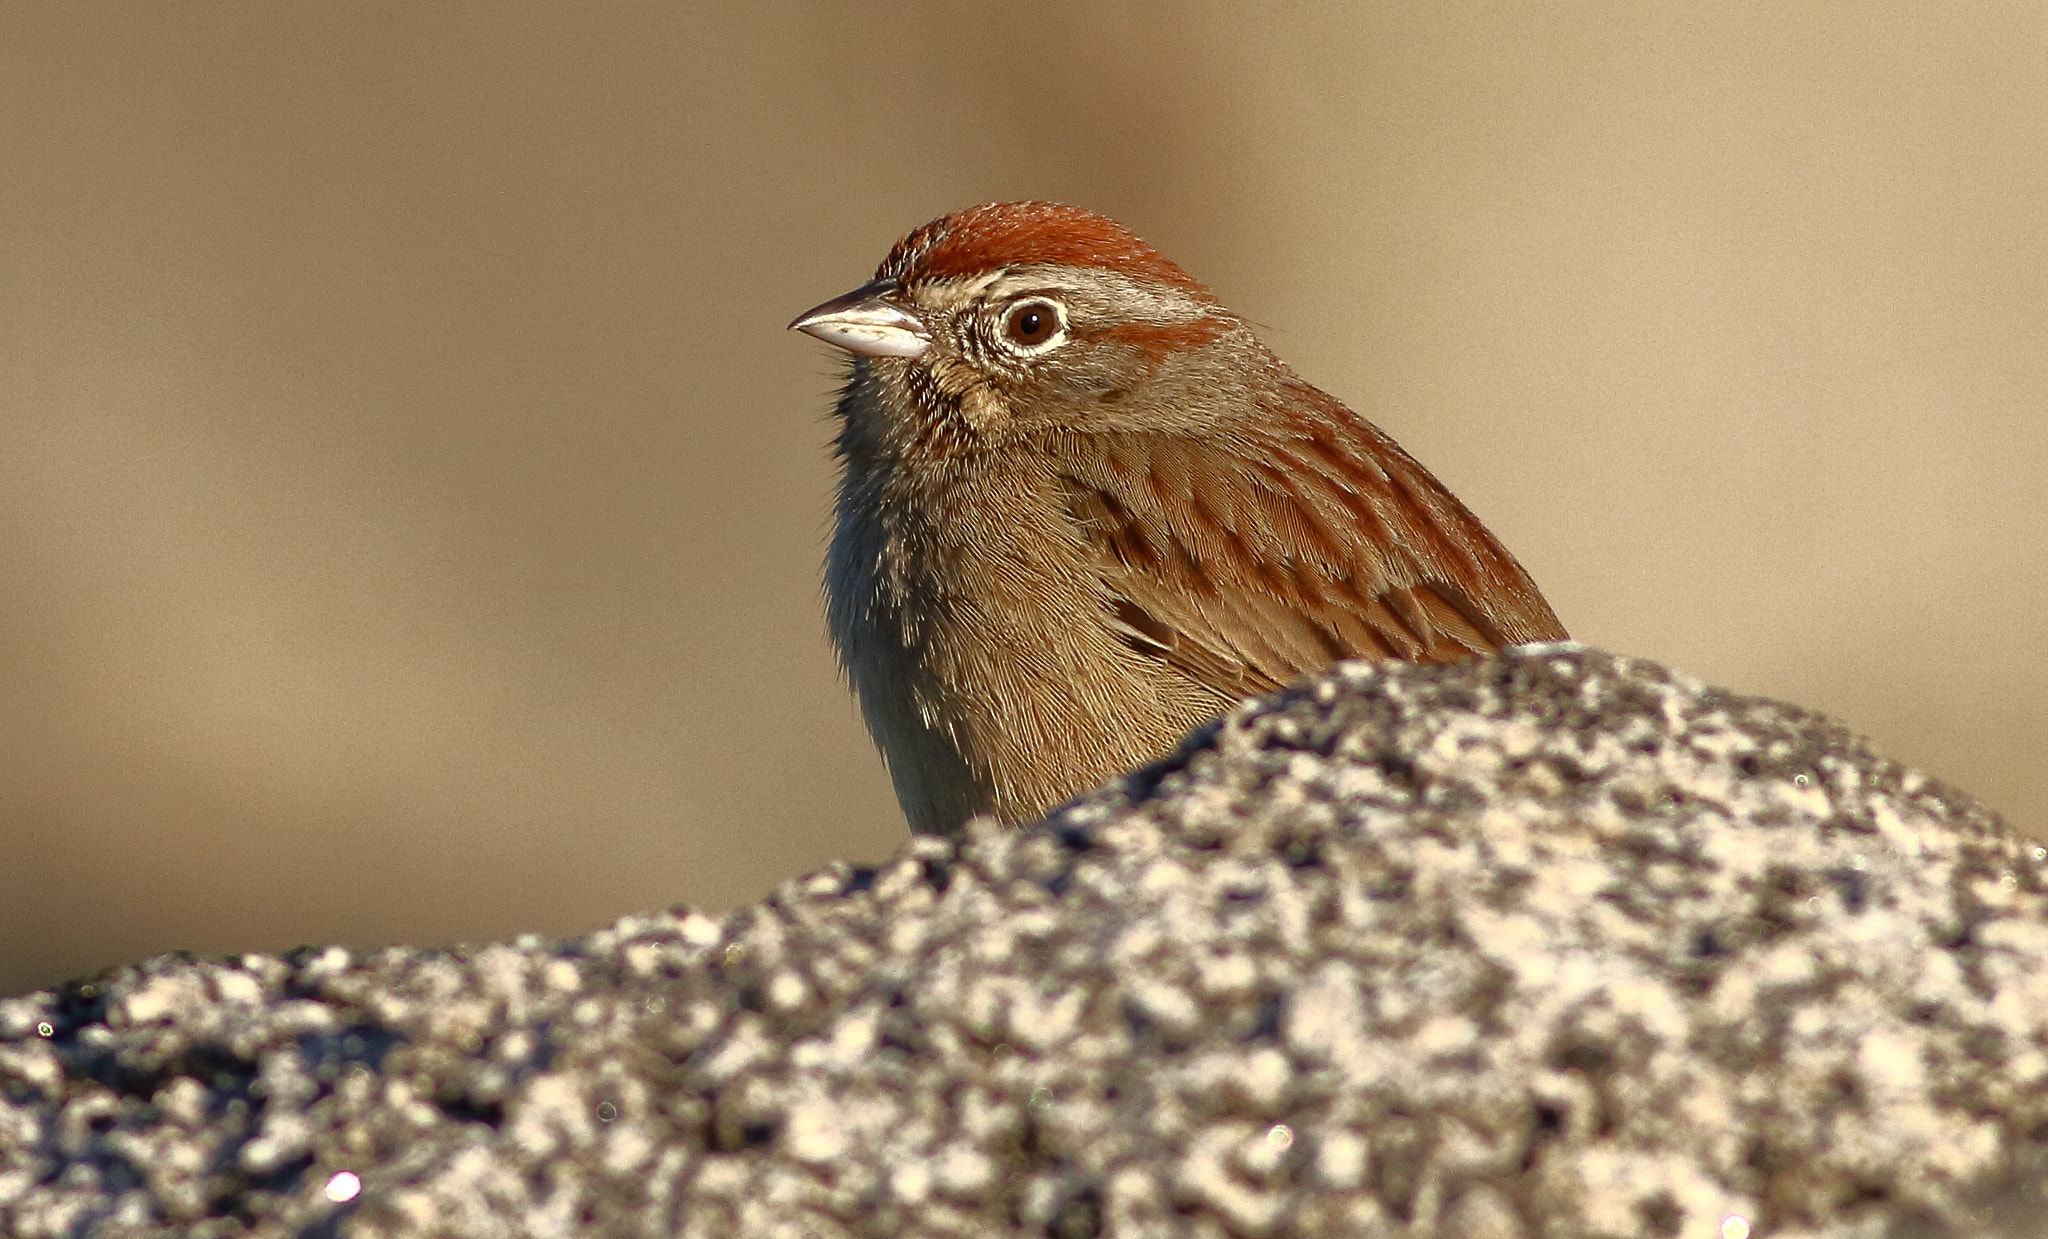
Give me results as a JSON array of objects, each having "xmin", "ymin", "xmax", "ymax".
[{"xmin": 3, "ymin": 647, "xmax": 2045, "ymax": 1238}]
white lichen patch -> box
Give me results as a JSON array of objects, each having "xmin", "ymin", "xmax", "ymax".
[{"xmin": 3, "ymin": 649, "xmax": 2043, "ymax": 1238}]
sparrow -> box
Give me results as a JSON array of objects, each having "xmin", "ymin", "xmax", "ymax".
[{"xmin": 792, "ymin": 202, "xmax": 1565, "ymax": 834}]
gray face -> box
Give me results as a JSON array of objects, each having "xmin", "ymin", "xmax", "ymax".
[{"xmin": 794, "ymin": 264, "xmax": 1261, "ymax": 446}]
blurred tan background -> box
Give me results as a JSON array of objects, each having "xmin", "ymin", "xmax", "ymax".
[{"xmin": 2, "ymin": 4, "xmax": 2041, "ymax": 997}]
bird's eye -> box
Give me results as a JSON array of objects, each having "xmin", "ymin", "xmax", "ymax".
[{"xmin": 1002, "ymin": 299, "xmax": 1065, "ymax": 350}]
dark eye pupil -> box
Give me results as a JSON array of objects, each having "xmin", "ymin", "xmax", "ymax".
[{"xmin": 1007, "ymin": 303, "xmax": 1057, "ymax": 346}]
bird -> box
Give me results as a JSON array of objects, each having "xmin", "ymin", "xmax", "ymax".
[{"xmin": 790, "ymin": 201, "xmax": 1566, "ymax": 835}]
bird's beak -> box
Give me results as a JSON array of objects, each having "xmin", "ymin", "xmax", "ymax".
[{"xmin": 788, "ymin": 279, "xmax": 931, "ymax": 360}]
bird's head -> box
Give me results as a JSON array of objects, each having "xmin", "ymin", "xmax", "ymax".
[{"xmin": 791, "ymin": 202, "xmax": 1268, "ymax": 451}]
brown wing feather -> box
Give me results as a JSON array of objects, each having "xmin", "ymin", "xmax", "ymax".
[{"xmin": 1054, "ymin": 383, "xmax": 1566, "ymax": 700}]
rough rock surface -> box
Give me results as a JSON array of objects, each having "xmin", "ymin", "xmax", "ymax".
[{"xmin": 3, "ymin": 647, "xmax": 2046, "ymax": 1238}]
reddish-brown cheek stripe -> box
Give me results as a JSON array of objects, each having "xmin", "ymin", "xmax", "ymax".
[{"xmin": 1087, "ymin": 316, "xmax": 1231, "ymax": 360}]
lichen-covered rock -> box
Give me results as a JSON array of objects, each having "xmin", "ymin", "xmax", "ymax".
[{"xmin": 2, "ymin": 647, "xmax": 2044, "ymax": 1238}]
